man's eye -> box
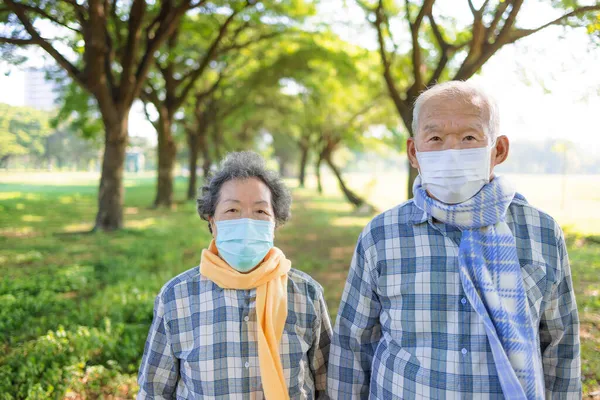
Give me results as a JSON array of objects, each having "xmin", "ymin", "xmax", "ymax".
[
  {"xmin": 429, "ymin": 136, "xmax": 441, "ymax": 142},
  {"xmin": 464, "ymin": 135, "xmax": 476, "ymax": 141}
]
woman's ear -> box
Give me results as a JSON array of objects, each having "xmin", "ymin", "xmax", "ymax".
[{"xmin": 208, "ymin": 217, "xmax": 216, "ymax": 238}]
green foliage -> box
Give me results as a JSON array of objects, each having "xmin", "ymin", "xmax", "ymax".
[
  {"xmin": 0, "ymin": 103, "xmax": 101, "ymax": 170},
  {"xmin": 0, "ymin": 104, "xmax": 52, "ymax": 162},
  {"xmin": 0, "ymin": 178, "xmax": 206, "ymax": 398},
  {"xmin": 52, "ymin": 83, "xmax": 103, "ymax": 140}
]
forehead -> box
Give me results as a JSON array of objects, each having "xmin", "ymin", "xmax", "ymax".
[
  {"xmin": 218, "ymin": 177, "xmax": 272, "ymax": 203},
  {"xmin": 420, "ymin": 94, "xmax": 488, "ymax": 121}
]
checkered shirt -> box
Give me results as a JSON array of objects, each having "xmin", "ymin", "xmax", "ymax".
[
  {"xmin": 327, "ymin": 195, "xmax": 581, "ymax": 399},
  {"xmin": 138, "ymin": 267, "xmax": 332, "ymax": 399}
]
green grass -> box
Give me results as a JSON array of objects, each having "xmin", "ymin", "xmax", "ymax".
[{"xmin": 0, "ymin": 174, "xmax": 599, "ymax": 398}]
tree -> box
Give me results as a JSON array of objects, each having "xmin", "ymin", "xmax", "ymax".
[
  {"xmin": 358, "ymin": 0, "xmax": 600, "ymax": 196},
  {"xmin": 141, "ymin": 2, "xmax": 312, "ymax": 207},
  {"xmin": 0, "ymin": 1, "xmax": 199, "ymax": 230},
  {"xmin": 0, "ymin": 103, "xmax": 52, "ymax": 167}
]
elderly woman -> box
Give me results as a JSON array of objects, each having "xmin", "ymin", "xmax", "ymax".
[{"xmin": 138, "ymin": 151, "xmax": 332, "ymax": 399}]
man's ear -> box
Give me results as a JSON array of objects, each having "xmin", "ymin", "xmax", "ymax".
[
  {"xmin": 407, "ymin": 137, "xmax": 419, "ymax": 169},
  {"xmin": 492, "ymin": 135, "xmax": 509, "ymax": 168}
]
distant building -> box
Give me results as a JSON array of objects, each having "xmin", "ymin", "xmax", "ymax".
[
  {"xmin": 23, "ymin": 68, "xmax": 59, "ymax": 111},
  {"xmin": 126, "ymin": 147, "xmax": 146, "ymax": 173}
]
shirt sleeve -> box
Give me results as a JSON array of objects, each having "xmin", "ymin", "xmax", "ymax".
[
  {"xmin": 327, "ymin": 235, "xmax": 382, "ymax": 399},
  {"xmin": 539, "ymin": 226, "xmax": 581, "ymax": 398},
  {"xmin": 310, "ymin": 288, "xmax": 333, "ymax": 399},
  {"xmin": 137, "ymin": 293, "xmax": 179, "ymax": 399}
]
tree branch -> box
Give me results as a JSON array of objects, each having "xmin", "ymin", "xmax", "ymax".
[
  {"xmin": 18, "ymin": 3, "xmax": 81, "ymax": 33},
  {"xmin": 0, "ymin": 37, "xmax": 37, "ymax": 45},
  {"xmin": 487, "ymin": 0, "xmax": 509, "ymax": 41},
  {"xmin": 508, "ymin": 5, "xmax": 600, "ymax": 42},
  {"xmin": 110, "ymin": 0, "xmax": 124, "ymax": 54},
  {"xmin": 196, "ymin": 71, "xmax": 225, "ymax": 102},
  {"xmin": 5, "ymin": 0, "xmax": 84, "ymax": 87},
  {"xmin": 218, "ymin": 30, "xmax": 285, "ymax": 54},
  {"xmin": 426, "ymin": 12, "xmax": 450, "ymax": 86},
  {"xmin": 119, "ymin": 0, "xmax": 146, "ymax": 100},
  {"xmin": 467, "ymin": 0, "xmax": 477, "ymax": 16},
  {"xmin": 131, "ymin": 2, "xmax": 190, "ymax": 105},
  {"xmin": 174, "ymin": 7, "xmax": 241, "ymax": 109},
  {"xmin": 414, "ymin": 0, "xmax": 434, "ymax": 28},
  {"xmin": 407, "ymin": 0, "xmax": 435, "ymax": 98},
  {"xmin": 141, "ymin": 80, "xmax": 162, "ymax": 108},
  {"xmin": 373, "ymin": 1, "xmax": 411, "ymax": 125},
  {"xmin": 494, "ymin": 0, "xmax": 524, "ymax": 45},
  {"xmin": 140, "ymin": 95, "xmax": 159, "ymax": 130},
  {"xmin": 83, "ymin": 0, "xmax": 112, "ymax": 101}
]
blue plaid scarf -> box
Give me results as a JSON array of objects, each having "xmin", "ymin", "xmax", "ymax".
[{"xmin": 413, "ymin": 176, "xmax": 544, "ymax": 400}]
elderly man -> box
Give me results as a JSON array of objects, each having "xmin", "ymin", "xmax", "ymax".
[{"xmin": 327, "ymin": 81, "xmax": 580, "ymax": 399}]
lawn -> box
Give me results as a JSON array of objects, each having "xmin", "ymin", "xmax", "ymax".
[{"xmin": 0, "ymin": 173, "xmax": 599, "ymax": 398}]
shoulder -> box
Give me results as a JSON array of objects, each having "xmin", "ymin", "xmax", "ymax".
[
  {"xmin": 156, "ymin": 266, "xmax": 201, "ymax": 306},
  {"xmin": 508, "ymin": 193, "xmax": 564, "ymax": 241},
  {"xmin": 357, "ymin": 199, "xmax": 423, "ymax": 252},
  {"xmin": 288, "ymin": 268, "xmax": 324, "ymax": 299}
]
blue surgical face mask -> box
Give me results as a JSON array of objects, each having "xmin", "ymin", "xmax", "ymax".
[{"xmin": 215, "ymin": 218, "xmax": 275, "ymax": 273}]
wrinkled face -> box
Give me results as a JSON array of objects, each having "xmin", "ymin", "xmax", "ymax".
[
  {"xmin": 407, "ymin": 95, "xmax": 510, "ymax": 177},
  {"xmin": 209, "ymin": 177, "xmax": 275, "ymax": 238}
]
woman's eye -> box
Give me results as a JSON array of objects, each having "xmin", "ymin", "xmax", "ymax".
[
  {"xmin": 257, "ymin": 210, "xmax": 268, "ymax": 215},
  {"xmin": 226, "ymin": 209, "xmax": 237, "ymax": 213}
]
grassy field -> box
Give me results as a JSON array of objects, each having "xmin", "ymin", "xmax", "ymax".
[{"xmin": 0, "ymin": 172, "xmax": 599, "ymax": 398}]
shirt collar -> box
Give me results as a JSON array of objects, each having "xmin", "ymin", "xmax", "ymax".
[{"xmin": 409, "ymin": 199, "xmax": 428, "ymax": 225}]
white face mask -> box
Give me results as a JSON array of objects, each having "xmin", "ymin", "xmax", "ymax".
[{"xmin": 416, "ymin": 144, "xmax": 494, "ymax": 204}]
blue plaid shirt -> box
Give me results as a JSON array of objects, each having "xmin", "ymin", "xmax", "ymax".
[
  {"xmin": 138, "ymin": 266, "xmax": 332, "ymax": 399},
  {"xmin": 327, "ymin": 195, "xmax": 580, "ymax": 399}
]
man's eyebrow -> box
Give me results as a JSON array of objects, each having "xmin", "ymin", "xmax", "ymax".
[
  {"xmin": 422, "ymin": 123, "xmax": 440, "ymax": 132},
  {"xmin": 467, "ymin": 122, "xmax": 485, "ymax": 132}
]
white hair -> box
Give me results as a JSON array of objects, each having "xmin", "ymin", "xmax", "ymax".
[{"xmin": 412, "ymin": 81, "xmax": 500, "ymax": 141}]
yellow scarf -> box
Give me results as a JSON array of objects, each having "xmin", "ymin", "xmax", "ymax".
[{"xmin": 200, "ymin": 240, "xmax": 291, "ymax": 400}]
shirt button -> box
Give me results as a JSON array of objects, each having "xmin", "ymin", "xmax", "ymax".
[
  {"xmin": 244, "ymin": 316, "xmax": 249, "ymax": 322},
  {"xmin": 244, "ymin": 361, "xmax": 250, "ymax": 368},
  {"xmin": 461, "ymin": 348, "xmax": 468, "ymax": 355},
  {"xmin": 461, "ymin": 298, "xmax": 467, "ymax": 305}
]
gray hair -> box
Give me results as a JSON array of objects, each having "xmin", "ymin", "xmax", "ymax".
[
  {"xmin": 412, "ymin": 81, "xmax": 500, "ymax": 141},
  {"xmin": 197, "ymin": 151, "xmax": 292, "ymax": 232}
]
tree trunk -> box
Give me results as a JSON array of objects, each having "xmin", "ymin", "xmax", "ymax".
[
  {"xmin": 94, "ymin": 114, "xmax": 129, "ymax": 231},
  {"xmin": 324, "ymin": 153, "xmax": 365, "ymax": 207},
  {"xmin": 154, "ymin": 113, "xmax": 177, "ymax": 208},
  {"xmin": 315, "ymin": 152, "xmax": 324, "ymax": 194},
  {"xmin": 187, "ymin": 131, "xmax": 199, "ymax": 201},
  {"xmin": 212, "ymin": 123, "xmax": 222, "ymax": 161},
  {"xmin": 298, "ymin": 144, "xmax": 309, "ymax": 188},
  {"xmin": 200, "ymin": 125, "xmax": 211, "ymax": 179},
  {"xmin": 401, "ymin": 108, "xmax": 419, "ymax": 198},
  {"xmin": 278, "ymin": 158, "xmax": 288, "ymax": 178}
]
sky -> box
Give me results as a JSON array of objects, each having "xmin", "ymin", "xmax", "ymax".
[{"xmin": 0, "ymin": 1, "xmax": 599, "ymax": 152}]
